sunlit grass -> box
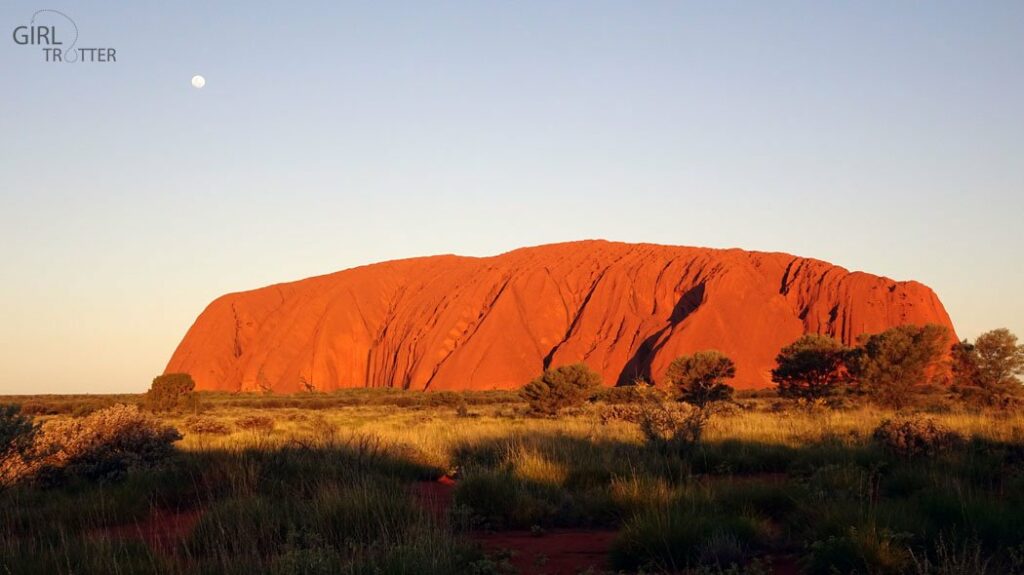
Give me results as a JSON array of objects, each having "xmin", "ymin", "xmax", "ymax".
[{"xmin": 3, "ymin": 395, "xmax": 1024, "ymax": 573}]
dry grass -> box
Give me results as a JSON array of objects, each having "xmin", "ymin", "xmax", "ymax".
[
  {"xmin": 161, "ymin": 403, "xmax": 1024, "ymax": 460},
  {"xmin": 3, "ymin": 394, "xmax": 1024, "ymax": 574}
]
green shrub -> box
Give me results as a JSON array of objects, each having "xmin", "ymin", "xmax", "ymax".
[
  {"xmin": 453, "ymin": 470, "xmax": 562, "ymax": 529},
  {"xmin": 664, "ymin": 351, "xmax": 736, "ymax": 410},
  {"xmin": 951, "ymin": 329, "xmax": 1024, "ymax": 408},
  {"xmin": 848, "ymin": 324, "xmax": 949, "ymax": 409},
  {"xmin": 520, "ymin": 363, "xmax": 601, "ymax": 416},
  {"xmin": 804, "ymin": 526, "xmax": 911, "ymax": 574},
  {"xmin": 612, "ymin": 505, "xmax": 769, "ymax": 571},
  {"xmin": 635, "ymin": 396, "xmax": 707, "ymax": 452},
  {"xmin": 595, "ymin": 382, "xmax": 650, "ymax": 404},
  {"xmin": 144, "ymin": 373, "xmax": 199, "ymax": 413},
  {"xmin": 640, "ymin": 351, "xmax": 737, "ymax": 451},
  {"xmin": 772, "ymin": 334, "xmax": 850, "ymax": 405}
]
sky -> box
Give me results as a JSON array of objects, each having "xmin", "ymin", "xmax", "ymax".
[{"xmin": 1, "ymin": 1, "xmax": 1022, "ymax": 394}]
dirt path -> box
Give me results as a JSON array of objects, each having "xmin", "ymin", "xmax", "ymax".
[
  {"xmin": 411, "ymin": 475, "xmax": 805, "ymax": 575},
  {"xmin": 475, "ymin": 528, "xmax": 618, "ymax": 574},
  {"xmin": 413, "ymin": 476, "xmax": 617, "ymax": 574},
  {"xmin": 412, "ymin": 473, "xmax": 457, "ymax": 521},
  {"xmin": 94, "ymin": 507, "xmax": 203, "ymax": 556},
  {"xmin": 89, "ymin": 476, "xmax": 803, "ymax": 575}
]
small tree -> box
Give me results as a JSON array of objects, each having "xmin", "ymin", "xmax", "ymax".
[
  {"xmin": 645, "ymin": 351, "xmax": 737, "ymax": 449},
  {"xmin": 951, "ymin": 339, "xmax": 982, "ymax": 402},
  {"xmin": 848, "ymin": 324, "xmax": 949, "ymax": 410},
  {"xmin": 145, "ymin": 373, "xmax": 199, "ymax": 413},
  {"xmin": 951, "ymin": 328, "xmax": 1024, "ymax": 407},
  {"xmin": 521, "ymin": 363, "xmax": 602, "ymax": 416},
  {"xmin": 664, "ymin": 351, "xmax": 736, "ymax": 410},
  {"xmin": 772, "ymin": 334, "xmax": 850, "ymax": 405},
  {"xmin": 975, "ymin": 328, "xmax": 1024, "ymax": 388}
]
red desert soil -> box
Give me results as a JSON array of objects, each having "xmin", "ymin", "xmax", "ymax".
[
  {"xmin": 167, "ymin": 240, "xmax": 955, "ymax": 392},
  {"xmin": 94, "ymin": 507, "xmax": 203, "ymax": 556},
  {"xmin": 412, "ymin": 473, "xmax": 458, "ymax": 521},
  {"xmin": 476, "ymin": 529, "xmax": 618, "ymax": 575},
  {"xmin": 412, "ymin": 476, "xmax": 800, "ymax": 575},
  {"xmin": 97, "ymin": 478, "xmax": 797, "ymax": 574},
  {"xmin": 413, "ymin": 477, "xmax": 616, "ymax": 575}
]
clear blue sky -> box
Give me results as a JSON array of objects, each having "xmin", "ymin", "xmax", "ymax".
[{"xmin": 1, "ymin": 1, "xmax": 1022, "ymax": 393}]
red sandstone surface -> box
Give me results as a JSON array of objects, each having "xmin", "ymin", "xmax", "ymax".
[{"xmin": 166, "ymin": 240, "xmax": 955, "ymax": 392}]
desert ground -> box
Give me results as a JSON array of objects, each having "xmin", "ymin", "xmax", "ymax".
[{"xmin": 3, "ymin": 389, "xmax": 1023, "ymax": 575}]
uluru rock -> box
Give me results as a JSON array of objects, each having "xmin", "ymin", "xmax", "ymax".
[{"xmin": 166, "ymin": 241, "xmax": 956, "ymax": 392}]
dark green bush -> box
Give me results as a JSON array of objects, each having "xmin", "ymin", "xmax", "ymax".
[
  {"xmin": 804, "ymin": 526, "xmax": 911, "ymax": 575},
  {"xmin": 612, "ymin": 505, "xmax": 769, "ymax": 571},
  {"xmin": 951, "ymin": 328, "xmax": 1024, "ymax": 408},
  {"xmin": 664, "ymin": 351, "xmax": 736, "ymax": 410},
  {"xmin": 772, "ymin": 334, "xmax": 850, "ymax": 404},
  {"xmin": 848, "ymin": 324, "xmax": 949, "ymax": 409},
  {"xmin": 453, "ymin": 470, "xmax": 562, "ymax": 529},
  {"xmin": 520, "ymin": 363, "xmax": 601, "ymax": 415},
  {"xmin": 144, "ymin": 373, "xmax": 199, "ymax": 413}
]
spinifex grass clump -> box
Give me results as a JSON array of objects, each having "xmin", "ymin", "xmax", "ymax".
[
  {"xmin": 176, "ymin": 436, "xmax": 482, "ymax": 575},
  {"xmin": 613, "ymin": 505, "xmax": 772, "ymax": 571},
  {"xmin": 235, "ymin": 414, "xmax": 275, "ymax": 433},
  {"xmin": 872, "ymin": 416, "xmax": 964, "ymax": 459},
  {"xmin": 185, "ymin": 480, "xmax": 420, "ymax": 557},
  {"xmin": 183, "ymin": 415, "xmax": 231, "ymax": 436}
]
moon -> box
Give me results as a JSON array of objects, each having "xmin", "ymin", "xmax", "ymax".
[{"xmin": 191, "ymin": 75, "xmax": 206, "ymax": 89}]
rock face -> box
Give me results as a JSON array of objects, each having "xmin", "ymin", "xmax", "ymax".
[{"xmin": 166, "ymin": 241, "xmax": 956, "ymax": 392}]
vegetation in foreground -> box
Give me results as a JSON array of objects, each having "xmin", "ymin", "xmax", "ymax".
[{"xmin": 1, "ymin": 325, "xmax": 1022, "ymax": 574}]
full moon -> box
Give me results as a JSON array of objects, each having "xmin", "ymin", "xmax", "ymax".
[{"xmin": 191, "ymin": 75, "xmax": 206, "ymax": 89}]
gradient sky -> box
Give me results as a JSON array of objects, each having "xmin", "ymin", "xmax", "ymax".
[{"xmin": 1, "ymin": 1, "xmax": 1022, "ymax": 394}]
